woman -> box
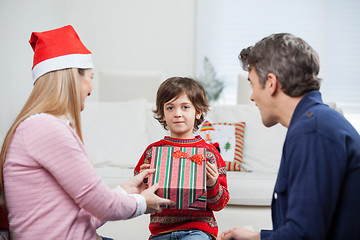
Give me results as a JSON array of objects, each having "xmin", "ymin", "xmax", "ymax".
[{"xmin": 0, "ymin": 25, "xmax": 172, "ymax": 240}]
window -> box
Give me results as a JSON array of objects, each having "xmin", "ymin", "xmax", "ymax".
[{"xmin": 195, "ymin": 0, "xmax": 360, "ymax": 132}]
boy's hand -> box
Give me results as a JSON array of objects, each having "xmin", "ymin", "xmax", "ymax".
[
  {"xmin": 206, "ymin": 162, "xmax": 219, "ymax": 187},
  {"xmin": 140, "ymin": 163, "xmax": 150, "ymax": 173}
]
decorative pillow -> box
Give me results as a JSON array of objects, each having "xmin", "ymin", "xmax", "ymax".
[
  {"xmin": 198, "ymin": 121, "xmax": 246, "ymax": 171},
  {"xmin": 81, "ymin": 99, "xmax": 149, "ymax": 168}
]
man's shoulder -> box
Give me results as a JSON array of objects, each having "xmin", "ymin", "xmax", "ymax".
[{"xmin": 291, "ymin": 104, "xmax": 353, "ymax": 140}]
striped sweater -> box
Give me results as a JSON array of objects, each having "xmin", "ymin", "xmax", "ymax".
[
  {"xmin": 4, "ymin": 113, "xmax": 143, "ymax": 240},
  {"xmin": 134, "ymin": 136, "xmax": 229, "ymax": 239}
]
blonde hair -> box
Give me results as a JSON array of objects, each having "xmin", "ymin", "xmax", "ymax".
[{"xmin": 0, "ymin": 68, "xmax": 84, "ymax": 203}]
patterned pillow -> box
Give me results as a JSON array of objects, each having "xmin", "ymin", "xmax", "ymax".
[{"xmin": 199, "ymin": 121, "xmax": 246, "ymax": 171}]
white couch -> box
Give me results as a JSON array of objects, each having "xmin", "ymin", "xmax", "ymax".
[{"xmin": 81, "ymin": 98, "xmax": 287, "ymax": 239}]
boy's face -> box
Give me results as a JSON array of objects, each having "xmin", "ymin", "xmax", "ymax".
[{"xmin": 163, "ymin": 93, "xmax": 199, "ymax": 139}]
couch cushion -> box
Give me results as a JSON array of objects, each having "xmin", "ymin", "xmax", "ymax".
[
  {"xmin": 145, "ymin": 102, "xmax": 170, "ymax": 143},
  {"xmin": 99, "ymin": 71, "xmax": 164, "ymax": 103},
  {"xmin": 95, "ymin": 167, "xmax": 135, "ymax": 188},
  {"xmin": 227, "ymin": 171, "xmax": 276, "ymax": 206},
  {"xmin": 81, "ymin": 99, "xmax": 149, "ymax": 168},
  {"xmin": 205, "ymin": 104, "xmax": 287, "ymax": 172},
  {"xmin": 96, "ymin": 167, "xmax": 276, "ymax": 206}
]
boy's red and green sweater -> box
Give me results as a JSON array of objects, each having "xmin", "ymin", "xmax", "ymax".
[{"xmin": 134, "ymin": 135, "xmax": 230, "ymax": 239}]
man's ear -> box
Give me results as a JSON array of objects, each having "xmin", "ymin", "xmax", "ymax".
[{"xmin": 266, "ymin": 73, "xmax": 279, "ymax": 96}]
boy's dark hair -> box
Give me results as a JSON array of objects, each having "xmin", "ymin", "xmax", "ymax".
[
  {"xmin": 154, "ymin": 77, "xmax": 209, "ymax": 131},
  {"xmin": 239, "ymin": 33, "xmax": 321, "ymax": 97}
]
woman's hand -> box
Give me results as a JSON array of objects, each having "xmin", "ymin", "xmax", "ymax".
[
  {"xmin": 141, "ymin": 183, "xmax": 175, "ymax": 214},
  {"xmin": 139, "ymin": 163, "xmax": 150, "ymax": 173},
  {"xmin": 206, "ymin": 161, "xmax": 219, "ymax": 187},
  {"xmin": 121, "ymin": 169, "xmax": 153, "ymax": 194}
]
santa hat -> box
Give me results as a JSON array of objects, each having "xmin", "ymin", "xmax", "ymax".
[{"xmin": 29, "ymin": 25, "xmax": 93, "ymax": 83}]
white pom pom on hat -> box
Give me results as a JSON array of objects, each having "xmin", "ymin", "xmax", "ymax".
[{"xmin": 29, "ymin": 25, "xmax": 93, "ymax": 83}]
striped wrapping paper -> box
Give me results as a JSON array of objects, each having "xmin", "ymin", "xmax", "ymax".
[{"xmin": 148, "ymin": 146, "xmax": 207, "ymax": 210}]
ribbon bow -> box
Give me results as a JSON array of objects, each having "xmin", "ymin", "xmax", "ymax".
[{"xmin": 172, "ymin": 150, "xmax": 206, "ymax": 165}]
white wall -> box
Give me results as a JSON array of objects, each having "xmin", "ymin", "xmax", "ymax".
[
  {"xmin": 0, "ymin": 0, "xmax": 196, "ymax": 138},
  {"xmin": 0, "ymin": 0, "xmax": 65, "ymax": 138}
]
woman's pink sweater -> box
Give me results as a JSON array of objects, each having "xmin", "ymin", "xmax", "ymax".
[{"xmin": 4, "ymin": 114, "xmax": 141, "ymax": 239}]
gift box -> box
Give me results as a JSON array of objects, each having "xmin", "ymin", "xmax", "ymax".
[{"xmin": 148, "ymin": 146, "xmax": 207, "ymax": 210}]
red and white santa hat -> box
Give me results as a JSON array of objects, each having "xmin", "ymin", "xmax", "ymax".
[{"xmin": 29, "ymin": 25, "xmax": 93, "ymax": 83}]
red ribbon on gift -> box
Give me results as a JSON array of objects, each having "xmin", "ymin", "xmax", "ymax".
[
  {"xmin": 172, "ymin": 150, "xmax": 190, "ymax": 158},
  {"xmin": 172, "ymin": 150, "xmax": 205, "ymax": 165}
]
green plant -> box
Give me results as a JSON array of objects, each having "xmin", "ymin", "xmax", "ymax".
[{"xmin": 197, "ymin": 57, "xmax": 225, "ymax": 103}]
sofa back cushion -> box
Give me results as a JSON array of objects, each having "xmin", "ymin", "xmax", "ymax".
[
  {"xmin": 81, "ymin": 99, "xmax": 149, "ymax": 168},
  {"xmin": 204, "ymin": 104, "xmax": 287, "ymax": 173},
  {"xmin": 99, "ymin": 71, "xmax": 164, "ymax": 103}
]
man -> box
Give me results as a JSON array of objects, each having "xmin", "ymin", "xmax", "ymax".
[{"xmin": 218, "ymin": 33, "xmax": 360, "ymax": 240}]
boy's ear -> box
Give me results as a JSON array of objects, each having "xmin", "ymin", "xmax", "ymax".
[{"xmin": 196, "ymin": 110, "xmax": 203, "ymax": 119}]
